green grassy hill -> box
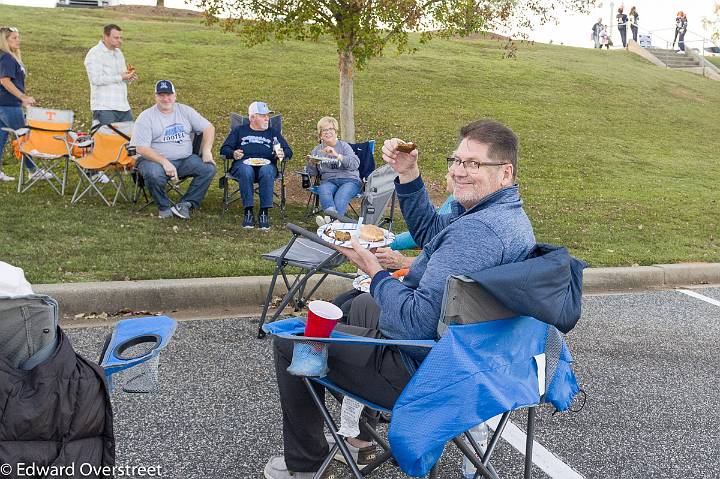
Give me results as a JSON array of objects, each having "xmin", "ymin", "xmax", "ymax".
[{"xmin": 1, "ymin": 5, "xmax": 718, "ymax": 283}]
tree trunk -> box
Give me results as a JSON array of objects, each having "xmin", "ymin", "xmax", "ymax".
[
  {"xmin": 157, "ymin": 0, "xmax": 164, "ymax": 6},
  {"xmin": 338, "ymin": 48, "xmax": 355, "ymax": 143}
]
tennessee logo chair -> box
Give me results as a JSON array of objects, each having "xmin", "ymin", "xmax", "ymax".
[
  {"xmin": 71, "ymin": 122, "xmax": 134, "ymax": 207},
  {"xmin": 1, "ymin": 107, "xmax": 75, "ymax": 196}
]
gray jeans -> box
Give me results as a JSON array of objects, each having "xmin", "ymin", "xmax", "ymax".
[{"xmin": 92, "ymin": 109, "xmax": 133, "ymax": 126}]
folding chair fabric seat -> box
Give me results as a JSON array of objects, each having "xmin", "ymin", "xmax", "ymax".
[
  {"xmin": 71, "ymin": 122, "xmax": 134, "ymax": 206},
  {"xmin": 220, "ymin": 113, "xmax": 287, "ymax": 217},
  {"xmin": 5, "ymin": 107, "xmax": 75, "ymax": 196}
]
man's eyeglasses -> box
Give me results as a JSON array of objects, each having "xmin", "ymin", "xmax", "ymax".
[
  {"xmin": 446, "ymin": 157, "xmax": 508, "ymax": 173},
  {"xmin": 1, "ymin": 27, "xmax": 19, "ymax": 33},
  {"xmin": 320, "ymin": 127, "xmax": 336, "ymax": 133}
]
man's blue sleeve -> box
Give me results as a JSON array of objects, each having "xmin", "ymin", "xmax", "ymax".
[
  {"xmin": 372, "ymin": 221, "xmax": 504, "ymax": 341},
  {"xmin": 396, "ymin": 176, "xmax": 453, "ymax": 248}
]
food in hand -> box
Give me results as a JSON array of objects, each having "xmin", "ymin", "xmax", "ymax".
[
  {"xmin": 127, "ymin": 64, "xmax": 136, "ymax": 73},
  {"xmin": 359, "ymin": 224, "xmax": 385, "ymax": 242},
  {"xmin": 396, "ymin": 141, "xmax": 417, "ymax": 153}
]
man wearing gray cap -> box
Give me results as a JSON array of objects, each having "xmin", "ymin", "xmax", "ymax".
[
  {"xmin": 130, "ymin": 80, "xmax": 216, "ymax": 219},
  {"xmin": 219, "ymin": 101, "xmax": 292, "ymax": 230}
]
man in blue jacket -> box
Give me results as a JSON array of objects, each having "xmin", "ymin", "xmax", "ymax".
[
  {"xmin": 219, "ymin": 101, "xmax": 292, "ymax": 230},
  {"xmin": 264, "ymin": 120, "xmax": 537, "ymax": 479}
]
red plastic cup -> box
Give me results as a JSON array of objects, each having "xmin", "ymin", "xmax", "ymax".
[{"xmin": 305, "ymin": 300, "xmax": 342, "ymax": 338}]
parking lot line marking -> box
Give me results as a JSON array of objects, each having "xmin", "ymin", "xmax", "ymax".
[
  {"xmin": 677, "ymin": 289, "xmax": 720, "ymax": 307},
  {"xmin": 487, "ymin": 416, "xmax": 585, "ymax": 479}
]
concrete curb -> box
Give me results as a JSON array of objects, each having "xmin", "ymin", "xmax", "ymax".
[{"xmin": 35, "ymin": 263, "xmax": 720, "ymax": 321}]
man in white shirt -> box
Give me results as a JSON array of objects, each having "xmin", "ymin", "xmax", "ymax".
[
  {"xmin": 129, "ymin": 80, "xmax": 216, "ymax": 220},
  {"xmin": 84, "ymin": 24, "xmax": 137, "ymax": 125}
]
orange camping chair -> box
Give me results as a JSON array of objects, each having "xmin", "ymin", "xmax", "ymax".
[
  {"xmin": 5, "ymin": 107, "xmax": 76, "ymax": 196},
  {"xmin": 71, "ymin": 122, "xmax": 134, "ymax": 206}
]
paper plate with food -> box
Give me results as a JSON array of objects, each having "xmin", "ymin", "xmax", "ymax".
[
  {"xmin": 352, "ymin": 274, "xmax": 373, "ymax": 293},
  {"xmin": 307, "ymin": 155, "xmax": 338, "ymax": 165},
  {"xmin": 243, "ymin": 157, "xmax": 271, "ymax": 166},
  {"xmin": 317, "ymin": 223, "xmax": 395, "ymax": 248}
]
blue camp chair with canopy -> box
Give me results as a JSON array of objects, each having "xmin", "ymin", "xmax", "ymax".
[
  {"xmin": 299, "ymin": 140, "xmax": 376, "ymax": 218},
  {"xmin": 256, "ymin": 164, "xmax": 398, "ymax": 338},
  {"xmin": 262, "ymin": 268, "xmax": 584, "ymax": 478}
]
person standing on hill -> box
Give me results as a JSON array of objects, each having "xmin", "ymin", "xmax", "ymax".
[
  {"xmin": 675, "ymin": 12, "xmax": 688, "ymax": 54},
  {"xmin": 629, "ymin": 7, "xmax": 639, "ymax": 43},
  {"xmin": 599, "ymin": 24, "xmax": 610, "ymax": 50},
  {"xmin": 0, "ymin": 26, "xmax": 45, "ymax": 183},
  {"xmin": 591, "ymin": 18, "xmax": 604, "ymax": 49},
  {"xmin": 84, "ymin": 24, "xmax": 137, "ymax": 126},
  {"xmin": 616, "ymin": 7, "xmax": 628, "ymax": 48}
]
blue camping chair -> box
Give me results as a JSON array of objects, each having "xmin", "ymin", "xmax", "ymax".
[
  {"xmin": 300, "ymin": 140, "xmax": 376, "ymax": 218},
  {"xmin": 262, "ymin": 275, "xmax": 582, "ymax": 478},
  {"xmin": 219, "ymin": 113, "xmax": 287, "ymax": 217}
]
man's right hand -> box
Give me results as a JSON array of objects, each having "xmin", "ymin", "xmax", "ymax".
[
  {"xmin": 382, "ymin": 138, "xmax": 420, "ymax": 181},
  {"xmin": 163, "ymin": 161, "xmax": 178, "ymax": 181},
  {"xmin": 233, "ymin": 149, "xmax": 244, "ymax": 161},
  {"xmin": 122, "ymin": 72, "xmax": 138, "ymax": 82}
]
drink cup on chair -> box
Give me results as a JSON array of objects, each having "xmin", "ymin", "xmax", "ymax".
[
  {"xmin": 304, "ymin": 300, "xmax": 342, "ymax": 337},
  {"xmin": 287, "ymin": 300, "xmax": 342, "ymax": 378}
]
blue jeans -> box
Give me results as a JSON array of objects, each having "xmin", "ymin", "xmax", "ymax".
[
  {"xmin": 318, "ymin": 178, "xmax": 362, "ymax": 216},
  {"xmin": 136, "ymin": 154, "xmax": 216, "ymax": 210},
  {"xmin": 0, "ymin": 105, "xmax": 36, "ymax": 171},
  {"xmin": 230, "ymin": 162, "xmax": 277, "ymax": 209},
  {"xmin": 92, "ymin": 109, "xmax": 134, "ymax": 125}
]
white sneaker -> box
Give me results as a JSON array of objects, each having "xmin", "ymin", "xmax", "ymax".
[
  {"xmin": 0, "ymin": 171, "xmax": 15, "ymax": 182},
  {"xmin": 29, "ymin": 170, "xmax": 55, "ymax": 180},
  {"xmin": 676, "ymin": 50, "xmax": 685, "ymax": 54}
]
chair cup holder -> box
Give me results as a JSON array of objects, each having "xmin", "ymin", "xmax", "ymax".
[{"xmin": 287, "ymin": 340, "xmax": 329, "ymax": 377}]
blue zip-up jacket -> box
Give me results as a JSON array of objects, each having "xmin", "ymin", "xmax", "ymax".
[{"xmin": 370, "ymin": 176, "xmax": 536, "ymax": 367}]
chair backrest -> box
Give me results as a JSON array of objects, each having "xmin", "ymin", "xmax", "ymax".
[
  {"xmin": 0, "ymin": 295, "xmax": 59, "ymax": 370},
  {"xmin": 438, "ymin": 275, "xmax": 516, "ymax": 337},
  {"xmin": 89, "ymin": 122, "xmax": 134, "ymax": 167},
  {"xmin": 349, "ymin": 140, "xmax": 375, "ymax": 181},
  {"xmin": 360, "ymin": 164, "xmax": 398, "ymax": 226},
  {"xmin": 229, "ymin": 112, "xmax": 283, "ymax": 133},
  {"xmin": 21, "ymin": 107, "xmax": 75, "ymax": 156}
]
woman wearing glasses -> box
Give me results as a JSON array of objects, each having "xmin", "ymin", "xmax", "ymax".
[
  {"xmin": 0, "ymin": 26, "xmax": 39, "ymax": 182},
  {"xmin": 306, "ymin": 116, "xmax": 361, "ymax": 217}
]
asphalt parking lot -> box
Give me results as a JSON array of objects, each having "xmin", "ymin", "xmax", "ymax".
[{"xmin": 66, "ymin": 286, "xmax": 720, "ymax": 479}]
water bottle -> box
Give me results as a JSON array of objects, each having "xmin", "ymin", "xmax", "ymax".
[
  {"xmin": 462, "ymin": 422, "xmax": 489, "ymax": 479},
  {"xmin": 272, "ymin": 137, "xmax": 283, "ymax": 159}
]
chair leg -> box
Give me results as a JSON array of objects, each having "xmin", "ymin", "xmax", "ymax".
[
  {"xmin": 524, "ymin": 407, "xmax": 536, "ymax": 479},
  {"xmin": 303, "ymin": 377, "xmax": 364, "ymax": 479},
  {"xmin": 257, "ymin": 262, "xmax": 283, "ymax": 339}
]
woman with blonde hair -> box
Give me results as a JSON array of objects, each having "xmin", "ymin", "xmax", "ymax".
[
  {"xmin": 306, "ymin": 116, "xmax": 361, "ymax": 216},
  {"xmin": 0, "ymin": 26, "xmax": 39, "ymax": 182}
]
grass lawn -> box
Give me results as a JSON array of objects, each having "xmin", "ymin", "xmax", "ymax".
[
  {"xmin": 0, "ymin": 5, "xmax": 719, "ymax": 284},
  {"xmin": 707, "ymin": 56, "xmax": 720, "ymax": 69}
]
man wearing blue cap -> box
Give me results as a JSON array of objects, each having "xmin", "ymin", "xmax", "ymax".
[
  {"xmin": 220, "ymin": 101, "xmax": 292, "ymax": 230},
  {"xmin": 130, "ymin": 80, "xmax": 216, "ymax": 219}
]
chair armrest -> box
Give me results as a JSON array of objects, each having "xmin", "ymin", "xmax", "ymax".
[
  {"xmin": 2, "ymin": 126, "xmax": 28, "ymax": 137},
  {"xmin": 286, "ymin": 222, "xmax": 332, "ymax": 247},
  {"xmin": 262, "ymin": 318, "xmax": 435, "ymax": 349}
]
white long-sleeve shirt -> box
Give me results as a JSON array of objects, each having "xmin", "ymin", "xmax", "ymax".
[{"xmin": 84, "ymin": 40, "xmax": 131, "ymax": 112}]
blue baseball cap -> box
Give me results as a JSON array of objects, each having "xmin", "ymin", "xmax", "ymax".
[
  {"xmin": 248, "ymin": 101, "xmax": 274, "ymax": 116},
  {"xmin": 155, "ymin": 80, "xmax": 176, "ymax": 94}
]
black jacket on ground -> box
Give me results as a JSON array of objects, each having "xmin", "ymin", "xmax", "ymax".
[{"xmin": 0, "ymin": 328, "xmax": 115, "ymax": 479}]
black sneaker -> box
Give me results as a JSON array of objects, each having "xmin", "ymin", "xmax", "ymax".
[
  {"xmin": 259, "ymin": 209, "xmax": 270, "ymax": 230},
  {"xmin": 243, "ymin": 209, "xmax": 255, "ymax": 229}
]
